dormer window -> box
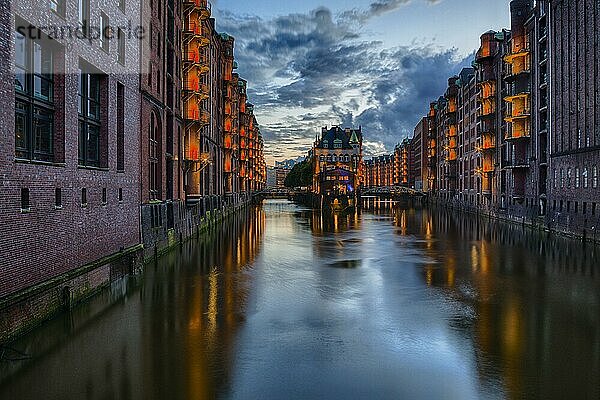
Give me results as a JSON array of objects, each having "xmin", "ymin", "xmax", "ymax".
[
  {"xmin": 322, "ymin": 140, "xmax": 329, "ymax": 148},
  {"xmin": 334, "ymin": 139, "xmax": 343, "ymax": 149}
]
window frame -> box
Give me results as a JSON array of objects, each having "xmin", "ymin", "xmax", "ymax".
[
  {"xmin": 50, "ymin": 0, "xmax": 66, "ymax": 16},
  {"xmin": 149, "ymin": 112, "xmax": 160, "ymax": 200},
  {"xmin": 78, "ymin": 0, "xmax": 90, "ymax": 37},
  {"xmin": 14, "ymin": 29, "xmax": 55, "ymax": 162},
  {"xmin": 100, "ymin": 12, "xmax": 110, "ymax": 53},
  {"xmin": 78, "ymin": 68, "xmax": 103, "ymax": 167},
  {"xmin": 117, "ymin": 28, "xmax": 125, "ymax": 65}
]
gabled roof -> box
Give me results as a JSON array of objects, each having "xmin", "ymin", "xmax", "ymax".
[{"xmin": 316, "ymin": 126, "xmax": 362, "ymax": 150}]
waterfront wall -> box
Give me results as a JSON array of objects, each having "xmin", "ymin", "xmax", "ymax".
[
  {"xmin": 429, "ymin": 194, "xmax": 600, "ymax": 244},
  {"xmin": 0, "ymin": 198, "xmax": 251, "ymax": 345}
]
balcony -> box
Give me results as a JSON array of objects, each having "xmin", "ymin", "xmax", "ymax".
[
  {"xmin": 482, "ymin": 161, "xmax": 495, "ymax": 173},
  {"xmin": 504, "ymin": 46, "xmax": 530, "ymax": 63},
  {"xmin": 479, "ymin": 81, "xmax": 496, "ymax": 99},
  {"xmin": 479, "ymin": 135, "xmax": 496, "ymax": 152},
  {"xmin": 505, "ymin": 65, "xmax": 531, "ymax": 82},
  {"xmin": 447, "ymin": 125, "xmax": 457, "ymax": 138},
  {"xmin": 504, "ymin": 89, "xmax": 530, "ymax": 103},
  {"xmin": 505, "ymin": 122, "xmax": 531, "ymax": 141},
  {"xmin": 476, "ymin": 46, "xmax": 493, "ymax": 62},
  {"xmin": 183, "ymin": 22, "xmax": 209, "ymax": 46},
  {"xmin": 185, "ymin": 107, "xmax": 200, "ymax": 122},
  {"xmin": 184, "ymin": 0, "xmax": 211, "ymax": 19},
  {"xmin": 504, "ymin": 108, "xmax": 531, "ymax": 123},
  {"xmin": 504, "ymin": 157, "xmax": 530, "ymax": 170},
  {"xmin": 447, "ymin": 100, "xmax": 457, "ymax": 114},
  {"xmin": 183, "ymin": 51, "xmax": 209, "ymax": 74},
  {"xmin": 184, "ymin": 107, "xmax": 210, "ymax": 125}
]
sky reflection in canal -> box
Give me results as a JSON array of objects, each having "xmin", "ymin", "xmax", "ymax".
[{"xmin": 1, "ymin": 200, "xmax": 599, "ymax": 399}]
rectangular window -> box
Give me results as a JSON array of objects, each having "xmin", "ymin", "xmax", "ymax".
[
  {"xmin": 117, "ymin": 28, "xmax": 125, "ymax": 65},
  {"xmin": 81, "ymin": 188, "xmax": 87, "ymax": 206},
  {"xmin": 119, "ymin": 188, "xmax": 123, "ymax": 202},
  {"xmin": 575, "ymin": 168, "xmax": 580, "ymax": 188},
  {"xmin": 583, "ymin": 202, "xmax": 587, "ymax": 215},
  {"xmin": 560, "ymin": 169, "xmax": 564, "ymax": 188},
  {"xmin": 149, "ymin": 113, "xmax": 160, "ymax": 200},
  {"xmin": 594, "ymin": 166, "xmax": 598, "ymax": 188},
  {"xmin": 119, "ymin": 0, "xmax": 125, "ymax": 11},
  {"xmin": 102, "ymin": 188, "xmax": 107, "ymax": 204},
  {"xmin": 21, "ymin": 188, "xmax": 30, "ymax": 210},
  {"xmin": 100, "ymin": 12, "xmax": 109, "ymax": 52},
  {"xmin": 117, "ymin": 82, "xmax": 125, "ymax": 171},
  {"xmin": 593, "ymin": 203, "xmax": 597, "ymax": 216},
  {"xmin": 78, "ymin": 68, "xmax": 103, "ymax": 167},
  {"xmin": 78, "ymin": 0, "xmax": 90, "ymax": 36},
  {"xmin": 55, "ymin": 188, "xmax": 62, "ymax": 208},
  {"xmin": 14, "ymin": 29, "xmax": 55, "ymax": 162},
  {"xmin": 50, "ymin": 0, "xmax": 65, "ymax": 16}
]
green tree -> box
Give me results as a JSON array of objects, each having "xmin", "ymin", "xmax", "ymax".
[{"xmin": 284, "ymin": 160, "xmax": 313, "ymax": 188}]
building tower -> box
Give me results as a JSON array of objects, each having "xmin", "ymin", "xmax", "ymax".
[
  {"xmin": 504, "ymin": 0, "xmax": 533, "ymax": 202},
  {"xmin": 182, "ymin": 0, "xmax": 211, "ymax": 203},
  {"xmin": 476, "ymin": 31, "xmax": 501, "ymax": 204}
]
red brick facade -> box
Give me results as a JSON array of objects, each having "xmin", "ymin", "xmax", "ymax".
[{"xmin": 0, "ymin": 1, "xmax": 142, "ymax": 299}]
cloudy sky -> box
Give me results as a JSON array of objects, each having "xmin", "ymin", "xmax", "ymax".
[{"xmin": 211, "ymin": 0, "xmax": 511, "ymax": 163}]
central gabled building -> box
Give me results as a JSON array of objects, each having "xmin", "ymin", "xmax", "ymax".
[{"xmin": 313, "ymin": 126, "xmax": 363, "ymax": 197}]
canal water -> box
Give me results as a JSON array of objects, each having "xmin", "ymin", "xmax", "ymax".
[{"xmin": 1, "ymin": 200, "xmax": 599, "ymax": 399}]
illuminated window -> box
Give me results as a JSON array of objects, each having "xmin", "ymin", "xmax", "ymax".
[{"xmin": 593, "ymin": 166, "xmax": 598, "ymax": 188}]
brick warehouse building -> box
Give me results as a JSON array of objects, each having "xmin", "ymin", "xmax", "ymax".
[
  {"xmin": 0, "ymin": 0, "xmax": 265, "ymax": 341},
  {"xmin": 547, "ymin": 0, "xmax": 600, "ymax": 237},
  {"xmin": 0, "ymin": 1, "xmax": 143, "ymax": 336},
  {"xmin": 418, "ymin": 0, "xmax": 600, "ymax": 240}
]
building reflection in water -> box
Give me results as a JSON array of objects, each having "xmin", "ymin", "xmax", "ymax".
[
  {"xmin": 141, "ymin": 206, "xmax": 265, "ymax": 400},
  {"xmin": 393, "ymin": 206, "xmax": 600, "ymax": 400}
]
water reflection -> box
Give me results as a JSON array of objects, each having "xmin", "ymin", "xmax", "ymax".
[
  {"xmin": 396, "ymin": 207, "xmax": 600, "ymax": 400},
  {"xmin": 0, "ymin": 202, "xmax": 598, "ymax": 400},
  {"xmin": 0, "ymin": 207, "xmax": 264, "ymax": 400}
]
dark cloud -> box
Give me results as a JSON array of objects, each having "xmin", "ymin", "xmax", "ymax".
[{"xmin": 214, "ymin": 1, "xmax": 468, "ymax": 160}]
